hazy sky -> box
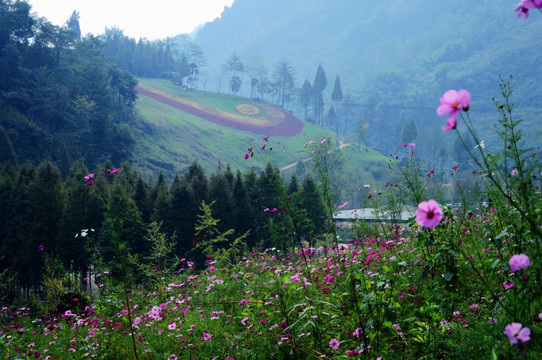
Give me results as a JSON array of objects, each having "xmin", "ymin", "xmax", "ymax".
[{"xmin": 26, "ymin": 0, "xmax": 235, "ymax": 40}]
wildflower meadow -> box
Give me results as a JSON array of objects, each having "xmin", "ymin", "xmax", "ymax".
[{"xmin": 1, "ymin": 3, "xmax": 542, "ymax": 360}]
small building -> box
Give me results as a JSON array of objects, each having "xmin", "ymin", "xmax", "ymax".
[{"xmin": 333, "ymin": 206, "xmax": 417, "ymax": 225}]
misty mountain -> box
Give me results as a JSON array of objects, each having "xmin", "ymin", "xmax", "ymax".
[
  {"xmin": 194, "ymin": 0, "xmax": 542, "ymax": 157},
  {"xmin": 196, "ymin": 0, "xmax": 541, "ymax": 100}
]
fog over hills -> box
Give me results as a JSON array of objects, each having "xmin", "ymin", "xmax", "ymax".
[
  {"xmin": 193, "ymin": 0, "xmax": 542, "ymax": 157},
  {"xmin": 195, "ymin": 0, "xmax": 542, "ymax": 101}
]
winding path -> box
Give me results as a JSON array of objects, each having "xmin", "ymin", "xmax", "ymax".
[
  {"xmin": 136, "ymin": 85, "xmax": 304, "ymax": 136},
  {"xmin": 278, "ymin": 141, "xmax": 352, "ymax": 172}
]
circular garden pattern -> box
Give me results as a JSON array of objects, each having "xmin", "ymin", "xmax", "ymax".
[{"xmin": 236, "ymin": 104, "xmax": 260, "ymax": 116}]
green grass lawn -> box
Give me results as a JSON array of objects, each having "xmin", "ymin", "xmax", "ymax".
[{"xmin": 133, "ymin": 78, "xmax": 388, "ymax": 181}]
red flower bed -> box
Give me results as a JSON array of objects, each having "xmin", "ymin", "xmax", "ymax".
[{"xmin": 137, "ymin": 86, "xmax": 303, "ymax": 136}]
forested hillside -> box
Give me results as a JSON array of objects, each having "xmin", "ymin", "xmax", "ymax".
[{"xmin": 0, "ymin": 1, "xmax": 138, "ymax": 172}]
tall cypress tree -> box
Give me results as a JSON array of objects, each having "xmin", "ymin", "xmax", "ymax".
[
  {"xmin": 300, "ymin": 175, "xmax": 327, "ymax": 242},
  {"xmin": 184, "ymin": 161, "xmax": 209, "ymax": 207},
  {"xmin": 100, "ymin": 179, "xmax": 144, "ymax": 270},
  {"xmin": 255, "ymin": 163, "xmax": 286, "ymax": 249},
  {"xmin": 331, "ymin": 75, "xmax": 343, "ymax": 135},
  {"xmin": 56, "ymin": 160, "xmax": 102, "ymax": 276},
  {"xmin": 209, "ymin": 169, "xmax": 234, "ymax": 233},
  {"xmin": 167, "ymin": 175, "xmax": 196, "ymax": 256},
  {"xmin": 5, "ymin": 164, "xmax": 37, "ymax": 294},
  {"xmin": 0, "ymin": 163, "xmax": 17, "ymax": 271},
  {"xmin": 300, "ymin": 80, "xmax": 313, "ymax": 121},
  {"xmin": 312, "ymin": 64, "xmax": 327, "ymax": 126},
  {"xmin": 232, "ymin": 170, "xmax": 251, "ymax": 237},
  {"xmin": 133, "ymin": 177, "xmax": 151, "ymax": 223}
]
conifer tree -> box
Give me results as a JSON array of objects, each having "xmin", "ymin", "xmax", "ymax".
[
  {"xmin": 167, "ymin": 175, "xmax": 196, "ymax": 256},
  {"xmin": 209, "ymin": 170, "xmax": 235, "ymax": 233},
  {"xmin": 331, "ymin": 75, "xmax": 343, "ymax": 135},
  {"xmin": 312, "ymin": 64, "xmax": 327, "ymax": 125},
  {"xmin": 400, "ymin": 118, "xmax": 418, "ymax": 144},
  {"xmin": 56, "ymin": 160, "xmax": 103, "ymax": 276},
  {"xmin": 133, "ymin": 177, "xmax": 151, "ymax": 223},
  {"xmin": 300, "ymin": 80, "xmax": 313, "ymax": 121},
  {"xmin": 232, "ymin": 170, "xmax": 252, "ymax": 237},
  {"xmin": 0, "ymin": 163, "xmax": 17, "ymax": 272},
  {"xmin": 100, "ymin": 180, "xmax": 144, "ymax": 270},
  {"xmin": 300, "ymin": 175, "xmax": 328, "ymax": 243}
]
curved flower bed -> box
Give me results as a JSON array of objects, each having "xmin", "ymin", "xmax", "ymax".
[{"xmin": 137, "ymin": 86, "xmax": 304, "ymax": 136}]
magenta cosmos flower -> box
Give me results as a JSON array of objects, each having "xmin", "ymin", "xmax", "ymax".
[
  {"xmin": 442, "ymin": 118, "xmax": 457, "ymax": 131},
  {"xmin": 509, "ymin": 254, "xmax": 530, "ymax": 272},
  {"xmin": 437, "ymin": 89, "xmax": 471, "ymax": 117},
  {"xmin": 516, "ymin": 0, "xmax": 542, "ymax": 18},
  {"xmin": 504, "ymin": 323, "xmax": 530, "ymax": 344},
  {"xmin": 416, "ymin": 200, "xmax": 443, "ymax": 227}
]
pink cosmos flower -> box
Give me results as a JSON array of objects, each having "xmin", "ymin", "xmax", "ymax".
[
  {"xmin": 244, "ymin": 153, "xmax": 249, "ymax": 160},
  {"xmin": 510, "ymin": 169, "xmax": 518, "ymax": 177},
  {"xmin": 337, "ymin": 202, "xmax": 348, "ymax": 209},
  {"xmin": 329, "ymin": 338, "xmax": 339, "ymax": 349},
  {"xmin": 437, "ymin": 89, "xmax": 471, "ymax": 117},
  {"xmin": 416, "ymin": 200, "xmax": 443, "ymax": 228},
  {"xmin": 84, "ymin": 173, "xmax": 94, "ymax": 181},
  {"xmin": 86, "ymin": 181, "xmax": 95, "ymax": 186},
  {"xmin": 509, "ymin": 254, "xmax": 530, "ymax": 272},
  {"xmin": 168, "ymin": 322, "xmax": 176, "ymax": 330},
  {"xmin": 201, "ymin": 331, "xmax": 212, "ymax": 341},
  {"xmin": 321, "ymin": 138, "xmax": 326, "ymax": 143},
  {"xmin": 109, "ymin": 167, "xmax": 120, "ymax": 174},
  {"xmin": 516, "ymin": 0, "xmax": 542, "ymax": 18},
  {"xmin": 442, "ymin": 118, "xmax": 457, "ymax": 131},
  {"xmin": 263, "ymin": 136, "xmax": 269, "ymax": 141},
  {"xmin": 504, "ymin": 323, "xmax": 530, "ymax": 344}
]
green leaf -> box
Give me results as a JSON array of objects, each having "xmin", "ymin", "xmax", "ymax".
[
  {"xmin": 445, "ymin": 272, "xmax": 454, "ymax": 282},
  {"xmin": 362, "ymin": 293, "xmax": 374, "ymax": 302},
  {"xmin": 496, "ymin": 226, "xmax": 512, "ymax": 240},
  {"xmin": 491, "ymin": 259, "xmax": 500, "ymax": 268}
]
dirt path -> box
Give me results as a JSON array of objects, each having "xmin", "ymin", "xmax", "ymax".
[
  {"xmin": 136, "ymin": 85, "xmax": 304, "ymax": 136},
  {"xmin": 278, "ymin": 141, "xmax": 352, "ymax": 172}
]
